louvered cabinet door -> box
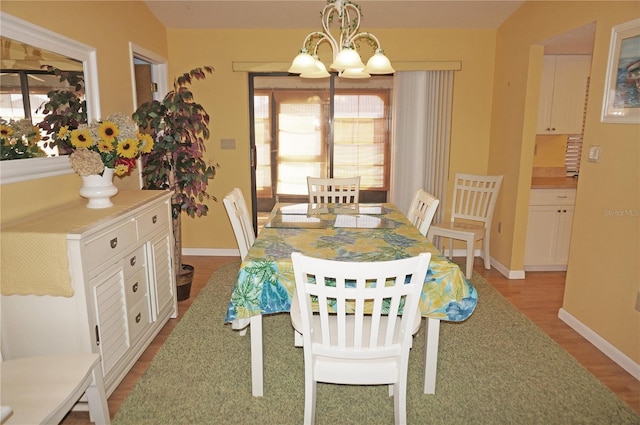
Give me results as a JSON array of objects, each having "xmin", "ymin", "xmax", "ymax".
[
  {"xmin": 89, "ymin": 263, "xmax": 130, "ymax": 390},
  {"xmin": 147, "ymin": 231, "xmax": 176, "ymax": 320}
]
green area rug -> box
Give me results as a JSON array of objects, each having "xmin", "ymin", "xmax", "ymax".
[{"xmin": 113, "ymin": 261, "xmax": 639, "ymax": 424}]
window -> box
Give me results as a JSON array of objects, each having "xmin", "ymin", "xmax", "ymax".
[{"xmin": 251, "ymin": 74, "xmax": 392, "ymax": 212}]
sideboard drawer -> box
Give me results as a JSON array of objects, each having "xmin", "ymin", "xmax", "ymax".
[
  {"xmin": 125, "ymin": 268, "xmax": 148, "ymax": 310},
  {"xmin": 123, "ymin": 246, "xmax": 146, "ymax": 279},
  {"xmin": 128, "ymin": 296, "xmax": 151, "ymax": 343},
  {"xmin": 137, "ymin": 202, "xmax": 170, "ymax": 240},
  {"xmin": 85, "ymin": 220, "xmax": 137, "ymax": 271}
]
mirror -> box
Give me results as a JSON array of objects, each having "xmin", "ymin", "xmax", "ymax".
[{"xmin": 0, "ymin": 12, "xmax": 100, "ymax": 185}]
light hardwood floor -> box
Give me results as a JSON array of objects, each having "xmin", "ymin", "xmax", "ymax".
[{"xmin": 62, "ymin": 255, "xmax": 639, "ymax": 423}]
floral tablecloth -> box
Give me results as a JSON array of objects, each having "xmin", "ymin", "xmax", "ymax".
[{"xmin": 224, "ymin": 203, "xmax": 477, "ymax": 323}]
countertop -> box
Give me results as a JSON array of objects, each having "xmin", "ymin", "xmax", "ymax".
[{"xmin": 531, "ymin": 177, "xmax": 578, "ymax": 189}]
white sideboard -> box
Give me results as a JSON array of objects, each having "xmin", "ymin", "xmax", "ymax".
[{"xmin": 0, "ymin": 190, "xmax": 177, "ymax": 396}]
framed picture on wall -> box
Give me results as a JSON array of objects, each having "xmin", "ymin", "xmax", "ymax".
[{"xmin": 601, "ymin": 18, "xmax": 640, "ymax": 124}]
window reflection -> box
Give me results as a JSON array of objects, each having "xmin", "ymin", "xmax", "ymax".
[{"xmin": 1, "ymin": 36, "xmax": 84, "ymax": 158}]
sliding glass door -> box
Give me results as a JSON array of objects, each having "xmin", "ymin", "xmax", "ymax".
[{"xmin": 250, "ymin": 73, "xmax": 392, "ymax": 220}]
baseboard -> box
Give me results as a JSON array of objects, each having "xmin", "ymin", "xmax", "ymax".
[
  {"xmin": 558, "ymin": 308, "xmax": 640, "ymax": 381},
  {"xmin": 524, "ymin": 264, "xmax": 568, "ymax": 272},
  {"xmin": 182, "ymin": 248, "xmax": 239, "ymax": 257},
  {"xmin": 445, "ymin": 249, "xmax": 525, "ymax": 280}
]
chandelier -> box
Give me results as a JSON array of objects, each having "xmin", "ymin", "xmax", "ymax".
[{"xmin": 288, "ymin": 0, "xmax": 394, "ymax": 79}]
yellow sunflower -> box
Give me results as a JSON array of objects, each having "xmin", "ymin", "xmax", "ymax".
[
  {"xmin": 137, "ymin": 133, "xmax": 154, "ymax": 154},
  {"xmin": 70, "ymin": 129, "xmax": 94, "ymax": 148},
  {"xmin": 0, "ymin": 124, "xmax": 14, "ymax": 138},
  {"xmin": 97, "ymin": 140, "xmax": 113, "ymax": 153},
  {"xmin": 116, "ymin": 138, "xmax": 138, "ymax": 158},
  {"xmin": 57, "ymin": 125, "xmax": 69, "ymax": 140},
  {"xmin": 114, "ymin": 164, "xmax": 128, "ymax": 176},
  {"xmin": 98, "ymin": 121, "xmax": 119, "ymax": 143}
]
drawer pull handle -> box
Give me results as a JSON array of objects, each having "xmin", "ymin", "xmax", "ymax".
[
  {"xmin": 132, "ymin": 282, "xmax": 139, "ymax": 292},
  {"xmin": 135, "ymin": 313, "xmax": 142, "ymax": 323},
  {"xmin": 152, "ymin": 215, "xmax": 158, "ymax": 224},
  {"xmin": 110, "ymin": 237, "xmax": 118, "ymax": 249},
  {"xmin": 557, "ymin": 209, "xmax": 561, "ymax": 213},
  {"xmin": 557, "ymin": 196, "xmax": 568, "ymax": 199},
  {"xmin": 95, "ymin": 325, "xmax": 100, "ymax": 346},
  {"xmin": 130, "ymin": 256, "xmax": 136, "ymax": 267}
]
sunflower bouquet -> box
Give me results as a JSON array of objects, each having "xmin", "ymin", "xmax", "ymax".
[{"xmin": 62, "ymin": 112, "xmax": 154, "ymax": 177}]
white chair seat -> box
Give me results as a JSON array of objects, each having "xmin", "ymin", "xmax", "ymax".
[{"xmin": 0, "ymin": 353, "xmax": 110, "ymax": 425}]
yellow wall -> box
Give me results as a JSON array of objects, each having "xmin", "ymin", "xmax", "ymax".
[
  {"xmin": 166, "ymin": 27, "xmax": 497, "ymax": 249},
  {"xmin": 0, "ymin": 1, "xmax": 168, "ymax": 222},
  {"xmin": 492, "ymin": 1, "xmax": 640, "ymax": 363}
]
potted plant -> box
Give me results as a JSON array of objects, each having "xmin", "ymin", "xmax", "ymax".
[{"xmin": 132, "ymin": 66, "xmax": 217, "ymax": 301}]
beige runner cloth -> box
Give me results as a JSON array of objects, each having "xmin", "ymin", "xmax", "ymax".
[{"xmin": 1, "ymin": 190, "xmax": 168, "ymax": 297}]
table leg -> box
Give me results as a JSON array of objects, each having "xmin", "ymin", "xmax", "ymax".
[
  {"xmin": 250, "ymin": 315, "xmax": 263, "ymax": 397},
  {"xmin": 423, "ymin": 317, "xmax": 441, "ymax": 394}
]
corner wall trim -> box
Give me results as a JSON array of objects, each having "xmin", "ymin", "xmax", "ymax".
[{"xmin": 558, "ymin": 308, "xmax": 640, "ymax": 381}]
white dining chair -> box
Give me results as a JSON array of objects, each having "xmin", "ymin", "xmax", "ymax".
[
  {"xmin": 427, "ymin": 173, "xmax": 503, "ymax": 278},
  {"xmin": 307, "ymin": 176, "xmax": 360, "ymax": 203},
  {"xmin": 406, "ymin": 189, "xmax": 440, "ymax": 237},
  {"xmin": 223, "ymin": 188, "xmax": 255, "ymax": 261},
  {"xmin": 223, "ymin": 188, "xmax": 256, "ymax": 337},
  {"xmin": 290, "ymin": 252, "xmax": 431, "ymax": 425},
  {"xmin": 0, "ymin": 351, "xmax": 110, "ymax": 425}
]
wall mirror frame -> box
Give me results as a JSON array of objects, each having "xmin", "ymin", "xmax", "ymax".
[{"xmin": 0, "ymin": 12, "xmax": 101, "ymax": 185}]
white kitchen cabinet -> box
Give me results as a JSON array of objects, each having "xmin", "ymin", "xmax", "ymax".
[
  {"xmin": 0, "ymin": 191, "xmax": 176, "ymax": 396},
  {"xmin": 524, "ymin": 188, "xmax": 576, "ymax": 271},
  {"xmin": 537, "ymin": 55, "xmax": 591, "ymax": 135}
]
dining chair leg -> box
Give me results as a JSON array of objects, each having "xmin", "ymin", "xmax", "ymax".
[
  {"xmin": 464, "ymin": 235, "xmax": 475, "ymax": 278},
  {"xmin": 482, "ymin": 232, "xmax": 491, "ymax": 269},
  {"xmin": 423, "ymin": 318, "xmax": 441, "ymax": 394},
  {"xmin": 232, "ymin": 317, "xmax": 250, "ymax": 337},
  {"xmin": 86, "ymin": 365, "xmax": 110, "ymax": 425},
  {"xmin": 250, "ymin": 315, "xmax": 263, "ymax": 397}
]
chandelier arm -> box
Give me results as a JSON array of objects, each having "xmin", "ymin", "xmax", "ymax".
[
  {"xmin": 304, "ymin": 33, "xmax": 338, "ymax": 60},
  {"xmin": 351, "ymin": 32, "xmax": 382, "ymax": 51},
  {"xmin": 341, "ymin": 2, "xmax": 362, "ymax": 48}
]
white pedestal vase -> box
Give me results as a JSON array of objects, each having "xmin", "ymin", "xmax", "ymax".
[{"xmin": 79, "ymin": 168, "xmax": 118, "ymax": 208}]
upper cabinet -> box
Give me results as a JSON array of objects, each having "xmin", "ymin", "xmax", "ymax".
[{"xmin": 537, "ymin": 55, "xmax": 592, "ymax": 135}]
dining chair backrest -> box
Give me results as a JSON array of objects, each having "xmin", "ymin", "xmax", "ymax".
[
  {"xmin": 307, "ymin": 176, "xmax": 360, "ymax": 204},
  {"xmin": 223, "ymin": 188, "xmax": 255, "ymax": 261},
  {"xmin": 291, "ymin": 251, "xmax": 431, "ymax": 425},
  {"xmin": 450, "ymin": 173, "xmax": 503, "ymax": 226},
  {"xmin": 406, "ymin": 189, "xmax": 440, "ymax": 237}
]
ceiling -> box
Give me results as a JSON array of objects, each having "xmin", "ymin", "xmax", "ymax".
[{"xmin": 143, "ymin": 0, "xmax": 526, "ymax": 30}]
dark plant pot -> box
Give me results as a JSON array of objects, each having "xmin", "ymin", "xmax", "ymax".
[{"xmin": 176, "ymin": 264, "xmax": 194, "ymax": 301}]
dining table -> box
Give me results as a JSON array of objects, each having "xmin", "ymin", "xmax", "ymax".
[{"xmin": 224, "ymin": 202, "xmax": 478, "ymax": 397}]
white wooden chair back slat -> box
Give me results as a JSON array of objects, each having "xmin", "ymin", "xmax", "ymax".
[{"xmin": 307, "ymin": 176, "xmax": 360, "ymax": 204}]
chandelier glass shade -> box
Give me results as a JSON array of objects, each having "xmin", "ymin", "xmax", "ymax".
[{"xmin": 288, "ymin": 0, "xmax": 394, "ymax": 79}]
